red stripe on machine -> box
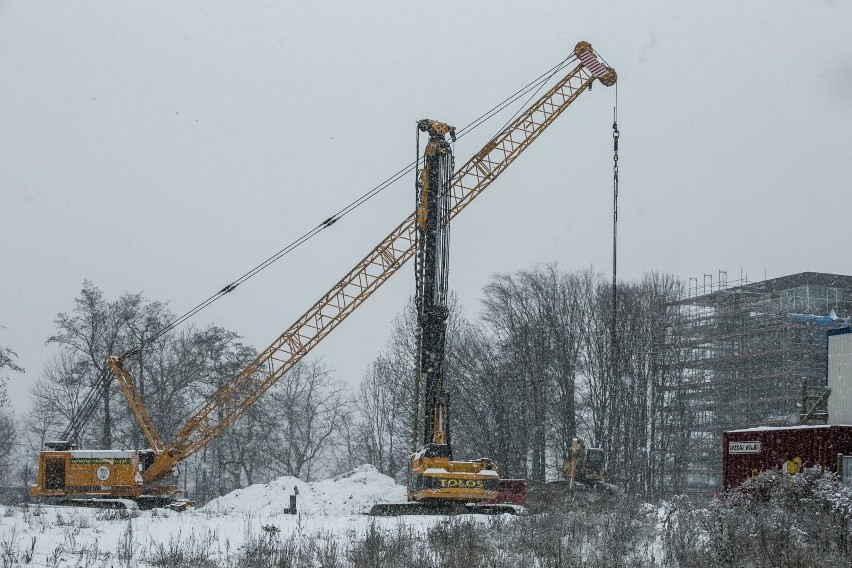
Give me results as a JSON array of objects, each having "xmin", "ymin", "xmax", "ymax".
[{"xmin": 577, "ymin": 50, "xmax": 607, "ymax": 77}]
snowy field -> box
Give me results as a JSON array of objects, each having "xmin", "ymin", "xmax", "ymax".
[
  {"xmin": 0, "ymin": 498, "xmax": 454, "ymax": 567},
  {"xmin": 4, "ymin": 466, "xmax": 849, "ymax": 567},
  {"xmin": 0, "ymin": 465, "xmax": 524, "ymax": 567},
  {"xmin": 0, "ymin": 465, "xmax": 416, "ymax": 566},
  {"xmin": 0, "ymin": 464, "xmax": 671, "ymax": 567}
]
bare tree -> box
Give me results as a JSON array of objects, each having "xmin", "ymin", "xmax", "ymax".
[
  {"xmin": 186, "ymin": 326, "xmax": 256, "ymax": 501},
  {"xmin": 451, "ymin": 266, "xmax": 691, "ymax": 493},
  {"xmin": 47, "ymin": 281, "xmax": 153, "ymax": 447},
  {"xmin": 0, "ymin": 412, "xmax": 16, "ymax": 484},
  {"xmin": 472, "ymin": 266, "xmax": 592, "ymax": 481},
  {"xmin": 349, "ymin": 295, "xmax": 473, "ymax": 480},
  {"xmin": 452, "ymin": 322, "xmax": 522, "ymax": 476},
  {"xmin": 0, "ymin": 332, "xmax": 22, "ymax": 483},
  {"xmin": 259, "ymin": 360, "xmax": 350, "ymax": 481},
  {"xmin": 28, "ymin": 349, "xmax": 92, "ymax": 445},
  {"xmin": 364, "ymin": 303, "xmax": 419, "ymax": 477},
  {"xmin": 353, "ymin": 355, "xmax": 411, "ymax": 480},
  {"xmin": 523, "ymin": 267, "xmax": 591, "ymax": 473},
  {"xmin": 28, "ymin": 283, "xmax": 268, "ymax": 499},
  {"xmin": 639, "ymin": 273, "xmax": 695, "ymax": 495},
  {"xmin": 577, "ymin": 272, "xmax": 694, "ymax": 496},
  {"xmin": 1, "ymin": 330, "xmax": 23, "ymax": 407}
]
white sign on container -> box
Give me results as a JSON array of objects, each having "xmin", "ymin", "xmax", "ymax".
[{"xmin": 729, "ymin": 441, "xmax": 761, "ymax": 454}]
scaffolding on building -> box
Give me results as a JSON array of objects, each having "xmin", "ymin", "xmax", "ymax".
[{"xmin": 667, "ymin": 272, "xmax": 852, "ymax": 497}]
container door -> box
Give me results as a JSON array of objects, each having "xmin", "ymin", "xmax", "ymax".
[
  {"xmin": 45, "ymin": 458, "xmax": 66, "ymax": 490},
  {"xmin": 842, "ymin": 456, "xmax": 852, "ymax": 486}
]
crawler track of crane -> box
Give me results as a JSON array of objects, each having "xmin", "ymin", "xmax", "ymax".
[
  {"xmin": 369, "ymin": 502, "xmax": 522, "ymax": 516},
  {"xmin": 37, "ymin": 495, "xmax": 193, "ymax": 511}
]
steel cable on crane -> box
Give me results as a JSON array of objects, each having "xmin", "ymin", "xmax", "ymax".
[
  {"xmin": 133, "ymin": 55, "xmax": 579, "ymax": 351},
  {"xmin": 611, "ymin": 81, "xmax": 620, "ymax": 377},
  {"xmin": 480, "ymin": 55, "xmax": 576, "ymax": 144}
]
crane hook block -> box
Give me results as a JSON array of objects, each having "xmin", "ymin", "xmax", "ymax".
[{"xmin": 574, "ymin": 41, "xmax": 617, "ymax": 87}]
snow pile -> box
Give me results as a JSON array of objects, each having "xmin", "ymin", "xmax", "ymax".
[
  {"xmin": 199, "ymin": 474, "xmax": 312, "ymax": 516},
  {"xmin": 201, "ymin": 464, "xmax": 407, "ymax": 516},
  {"xmin": 309, "ymin": 464, "xmax": 408, "ymax": 516}
]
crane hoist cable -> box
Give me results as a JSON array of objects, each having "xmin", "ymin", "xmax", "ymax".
[
  {"xmin": 455, "ymin": 55, "xmax": 574, "ymax": 139},
  {"xmin": 611, "ymin": 83, "xmax": 620, "ymax": 372},
  {"xmin": 485, "ymin": 56, "xmax": 573, "ymax": 144},
  {"xmin": 131, "ymin": 54, "xmax": 579, "ymax": 351}
]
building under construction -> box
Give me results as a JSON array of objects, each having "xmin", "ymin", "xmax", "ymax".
[{"xmin": 671, "ymin": 272, "xmax": 852, "ymax": 495}]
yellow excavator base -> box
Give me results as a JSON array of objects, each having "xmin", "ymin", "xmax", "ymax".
[
  {"xmin": 30, "ymin": 450, "xmax": 143, "ymax": 500},
  {"xmin": 408, "ymin": 454, "xmax": 499, "ymax": 503}
]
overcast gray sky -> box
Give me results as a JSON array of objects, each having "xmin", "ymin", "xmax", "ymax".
[{"xmin": 2, "ymin": 1, "xmax": 851, "ymax": 413}]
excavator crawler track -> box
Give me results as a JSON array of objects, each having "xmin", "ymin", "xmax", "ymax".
[{"xmin": 369, "ymin": 502, "xmax": 521, "ymax": 516}]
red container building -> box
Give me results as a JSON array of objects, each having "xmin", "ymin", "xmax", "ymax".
[
  {"xmin": 723, "ymin": 425, "xmax": 852, "ymax": 490},
  {"xmin": 483, "ymin": 479, "xmax": 526, "ymax": 506}
]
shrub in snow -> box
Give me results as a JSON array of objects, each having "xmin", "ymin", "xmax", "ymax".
[{"xmin": 664, "ymin": 467, "xmax": 852, "ymax": 567}]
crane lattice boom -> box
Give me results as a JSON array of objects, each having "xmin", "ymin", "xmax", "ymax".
[{"xmin": 115, "ymin": 42, "xmax": 615, "ymax": 484}]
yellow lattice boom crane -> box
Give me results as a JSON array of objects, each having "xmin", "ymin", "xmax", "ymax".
[{"xmin": 30, "ymin": 41, "xmax": 615, "ymax": 508}]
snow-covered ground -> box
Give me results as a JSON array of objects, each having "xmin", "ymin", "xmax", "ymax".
[
  {"xmin": 5, "ymin": 468, "xmax": 850, "ymax": 566},
  {"xmin": 0, "ymin": 465, "xmax": 689, "ymax": 566},
  {"xmin": 0, "ymin": 465, "xmax": 506, "ymax": 566}
]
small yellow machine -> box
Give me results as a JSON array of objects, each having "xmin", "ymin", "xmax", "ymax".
[
  {"xmin": 30, "ymin": 445, "xmax": 180, "ymax": 507},
  {"xmin": 409, "ymin": 453, "xmax": 500, "ymax": 504},
  {"xmin": 30, "ymin": 356, "xmax": 182, "ymax": 508},
  {"xmin": 33, "ymin": 450, "xmax": 142, "ymax": 500},
  {"xmin": 562, "ymin": 437, "xmax": 606, "ymax": 489}
]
